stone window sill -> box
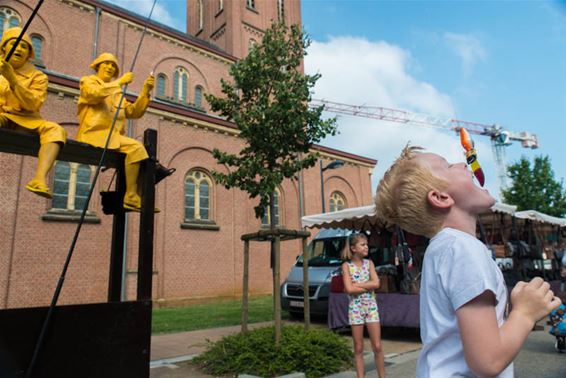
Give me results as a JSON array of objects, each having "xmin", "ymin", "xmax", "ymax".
[
  {"xmin": 42, "ymin": 209, "xmax": 101, "ymax": 224},
  {"xmin": 246, "ymin": 6, "xmax": 259, "ymax": 14},
  {"xmin": 181, "ymin": 220, "xmax": 220, "ymax": 231}
]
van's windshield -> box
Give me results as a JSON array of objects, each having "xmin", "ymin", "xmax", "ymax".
[{"xmin": 295, "ymin": 238, "xmax": 346, "ymax": 267}]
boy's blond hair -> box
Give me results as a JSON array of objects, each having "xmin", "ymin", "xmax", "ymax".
[{"xmin": 375, "ymin": 145, "xmax": 448, "ymax": 238}]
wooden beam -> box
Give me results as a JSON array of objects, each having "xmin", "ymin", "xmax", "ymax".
[{"xmin": 0, "ymin": 129, "xmax": 123, "ymax": 168}]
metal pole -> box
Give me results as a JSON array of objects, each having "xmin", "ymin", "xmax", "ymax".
[{"xmin": 320, "ymin": 160, "xmax": 325, "ymax": 213}]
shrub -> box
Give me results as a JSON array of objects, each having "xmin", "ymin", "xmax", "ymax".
[{"xmin": 192, "ymin": 325, "xmax": 352, "ymax": 378}]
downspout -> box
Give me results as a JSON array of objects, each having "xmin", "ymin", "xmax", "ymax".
[
  {"xmin": 93, "ymin": 6, "xmax": 101, "ymax": 59},
  {"xmin": 121, "ymin": 119, "xmax": 134, "ymax": 301}
]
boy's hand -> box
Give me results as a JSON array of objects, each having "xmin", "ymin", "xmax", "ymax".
[{"xmin": 510, "ymin": 277, "xmax": 561, "ymax": 322}]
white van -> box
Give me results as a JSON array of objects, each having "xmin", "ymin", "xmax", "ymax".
[{"xmin": 280, "ymin": 228, "xmax": 352, "ymax": 317}]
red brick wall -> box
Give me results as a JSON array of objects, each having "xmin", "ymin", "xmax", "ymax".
[{"xmin": 0, "ymin": 0, "xmax": 375, "ymax": 308}]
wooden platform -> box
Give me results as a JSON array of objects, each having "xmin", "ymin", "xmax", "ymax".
[{"xmin": 0, "ymin": 128, "xmax": 123, "ymax": 168}]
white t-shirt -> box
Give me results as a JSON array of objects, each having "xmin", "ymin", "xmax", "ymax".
[{"xmin": 416, "ymin": 227, "xmax": 513, "ymax": 378}]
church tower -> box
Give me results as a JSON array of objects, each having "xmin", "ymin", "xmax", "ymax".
[{"xmin": 187, "ymin": 0, "xmax": 302, "ymax": 60}]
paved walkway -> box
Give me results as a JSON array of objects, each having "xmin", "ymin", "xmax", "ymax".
[
  {"xmin": 150, "ymin": 321, "xmax": 422, "ymax": 377},
  {"xmin": 151, "ymin": 321, "xmax": 274, "ymax": 361}
]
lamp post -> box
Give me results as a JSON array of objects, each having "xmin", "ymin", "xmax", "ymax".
[{"xmin": 320, "ymin": 160, "xmax": 345, "ymax": 213}]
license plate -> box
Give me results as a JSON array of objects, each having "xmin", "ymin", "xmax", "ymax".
[{"xmin": 289, "ymin": 300, "xmax": 304, "ymax": 308}]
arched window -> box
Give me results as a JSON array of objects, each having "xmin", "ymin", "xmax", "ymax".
[
  {"xmin": 329, "ymin": 191, "xmax": 346, "ymax": 212},
  {"xmin": 52, "ymin": 162, "xmax": 70, "ymax": 209},
  {"xmin": 30, "ymin": 34, "xmax": 43, "ymax": 62},
  {"xmin": 261, "ymin": 190, "xmax": 281, "ymax": 226},
  {"xmin": 194, "ymin": 85, "xmax": 203, "ymax": 108},
  {"xmin": 197, "ymin": 0, "xmax": 204, "ymax": 30},
  {"xmin": 156, "ymin": 73, "xmax": 166, "ymax": 98},
  {"xmin": 0, "ymin": 8, "xmax": 21, "ymax": 40},
  {"xmin": 173, "ymin": 67, "xmax": 188, "ymax": 103},
  {"xmin": 185, "ymin": 170, "xmax": 213, "ymax": 221},
  {"xmin": 52, "ymin": 162, "xmax": 92, "ymax": 211},
  {"xmin": 277, "ymin": 0, "xmax": 285, "ymax": 22}
]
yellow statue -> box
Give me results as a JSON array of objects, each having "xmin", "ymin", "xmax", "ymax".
[
  {"xmin": 0, "ymin": 27, "xmax": 66, "ymax": 199},
  {"xmin": 77, "ymin": 52, "xmax": 155, "ymax": 212}
]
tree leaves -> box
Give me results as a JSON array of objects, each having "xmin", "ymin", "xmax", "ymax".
[
  {"xmin": 502, "ymin": 155, "xmax": 566, "ymax": 217},
  {"xmin": 205, "ymin": 23, "xmax": 337, "ymax": 221}
]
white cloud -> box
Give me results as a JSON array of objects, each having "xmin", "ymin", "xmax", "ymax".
[
  {"xmin": 305, "ymin": 36, "xmax": 500, "ymax": 200},
  {"xmin": 105, "ymin": 0, "xmax": 183, "ymax": 31},
  {"xmin": 443, "ymin": 32, "xmax": 487, "ymax": 75}
]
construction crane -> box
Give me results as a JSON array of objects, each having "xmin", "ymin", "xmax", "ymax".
[{"xmin": 311, "ymin": 99, "xmax": 539, "ymax": 192}]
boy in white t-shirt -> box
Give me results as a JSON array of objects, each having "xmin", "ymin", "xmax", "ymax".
[{"xmin": 375, "ymin": 145, "xmax": 561, "ymax": 377}]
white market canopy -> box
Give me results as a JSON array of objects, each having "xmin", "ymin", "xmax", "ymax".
[
  {"xmin": 301, "ymin": 205, "xmax": 378, "ymax": 230},
  {"xmin": 491, "ymin": 202, "xmax": 517, "ymax": 215},
  {"xmin": 514, "ymin": 210, "xmax": 566, "ymax": 227},
  {"xmin": 301, "ymin": 202, "xmax": 564, "ymax": 229}
]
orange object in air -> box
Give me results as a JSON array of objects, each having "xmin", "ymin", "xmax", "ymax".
[{"xmin": 459, "ymin": 128, "xmax": 485, "ymax": 187}]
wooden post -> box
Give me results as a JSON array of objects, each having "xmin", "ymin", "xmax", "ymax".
[
  {"xmin": 302, "ymin": 236, "xmax": 310, "ymax": 329},
  {"xmin": 108, "ymin": 165, "xmax": 126, "ymax": 302},
  {"xmin": 274, "ymin": 235, "xmax": 281, "ymax": 347},
  {"xmin": 242, "ymin": 240, "xmax": 250, "ymax": 333},
  {"xmin": 137, "ymin": 129, "xmax": 157, "ymax": 301}
]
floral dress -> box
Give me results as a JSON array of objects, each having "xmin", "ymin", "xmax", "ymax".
[{"xmin": 347, "ymin": 259, "xmax": 380, "ymax": 325}]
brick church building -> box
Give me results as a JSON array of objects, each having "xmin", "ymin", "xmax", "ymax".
[{"xmin": 0, "ymin": 0, "xmax": 376, "ymax": 309}]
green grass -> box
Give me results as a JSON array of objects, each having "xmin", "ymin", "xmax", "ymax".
[{"xmin": 152, "ymin": 295, "xmax": 291, "ymax": 334}]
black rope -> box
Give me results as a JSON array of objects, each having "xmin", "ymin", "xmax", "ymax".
[{"xmin": 24, "ymin": 1, "xmax": 159, "ymax": 376}]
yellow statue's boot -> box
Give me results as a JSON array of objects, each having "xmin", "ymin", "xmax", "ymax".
[
  {"xmin": 26, "ymin": 142, "xmax": 61, "ymax": 199},
  {"xmin": 123, "ymin": 161, "xmax": 160, "ymax": 213},
  {"xmin": 123, "ymin": 161, "xmax": 141, "ymax": 211}
]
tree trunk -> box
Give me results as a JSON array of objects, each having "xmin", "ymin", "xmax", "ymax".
[
  {"xmin": 269, "ymin": 192, "xmax": 282, "ymax": 347},
  {"xmin": 302, "ymin": 236, "xmax": 310, "ymax": 330},
  {"xmin": 242, "ymin": 240, "xmax": 249, "ymax": 333}
]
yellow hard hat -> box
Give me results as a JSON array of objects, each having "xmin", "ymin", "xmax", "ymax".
[
  {"xmin": 90, "ymin": 52, "xmax": 120, "ymax": 77},
  {"xmin": 0, "ymin": 27, "xmax": 35, "ymax": 60}
]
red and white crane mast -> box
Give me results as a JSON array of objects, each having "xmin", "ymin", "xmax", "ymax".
[{"xmin": 311, "ymin": 99, "xmax": 538, "ymax": 191}]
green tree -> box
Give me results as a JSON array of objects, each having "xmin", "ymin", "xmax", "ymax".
[
  {"xmin": 502, "ymin": 155, "xmax": 566, "ymax": 217},
  {"xmin": 206, "ymin": 22, "xmax": 336, "ymax": 220},
  {"xmin": 205, "ymin": 22, "xmax": 337, "ymax": 345}
]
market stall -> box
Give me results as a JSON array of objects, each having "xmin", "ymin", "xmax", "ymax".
[{"xmin": 301, "ymin": 202, "xmax": 566, "ymax": 329}]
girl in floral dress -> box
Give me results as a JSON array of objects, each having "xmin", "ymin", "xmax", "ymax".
[{"xmin": 341, "ymin": 233, "xmax": 385, "ymax": 378}]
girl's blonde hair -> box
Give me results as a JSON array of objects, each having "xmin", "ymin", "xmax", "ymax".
[
  {"xmin": 375, "ymin": 145, "xmax": 449, "ymax": 238},
  {"xmin": 341, "ymin": 233, "xmax": 368, "ymax": 261}
]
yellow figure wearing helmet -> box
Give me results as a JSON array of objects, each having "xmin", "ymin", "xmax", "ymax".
[
  {"xmin": 0, "ymin": 27, "xmax": 67, "ymax": 198},
  {"xmin": 77, "ymin": 52, "xmax": 155, "ymax": 212}
]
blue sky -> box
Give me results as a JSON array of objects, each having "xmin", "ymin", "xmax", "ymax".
[{"xmin": 106, "ymin": 0, "xmax": 566, "ymax": 201}]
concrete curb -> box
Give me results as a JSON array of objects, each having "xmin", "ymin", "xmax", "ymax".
[
  {"xmin": 239, "ymin": 374, "xmax": 305, "ymax": 378},
  {"xmin": 150, "ymin": 348, "xmax": 422, "ymax": 376},
  {"xmin": 150, "ymin": 354, "xmax": 197, "ymax": 368}
]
